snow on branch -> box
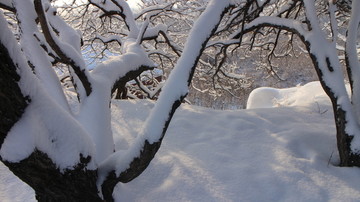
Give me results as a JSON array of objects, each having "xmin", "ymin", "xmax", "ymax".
[
  {"xmin": 345, "ymin": 0, "xmax": 360, "ymax": 122},
  {"xmin": 96, "ymin": 0, "xmax": 233, "ymax": 200},
  {"xmin": 13, "ymin": 0, "xmax": 70, "ymax": 111},
  {"xmin": 91, "ymin": 39, "xmax": 156, "ymax": 86},
  {"xmin": 0, "ymin": 10, "xmax": 95, "ymax": 170},
  {"xmin": 34, "ymin": 0, "xmax": 92, "ymax": 99},
  {"xmin": 89, "ymin": 0, "xmax": 139, "ymax": 37},
  {"xmin": 134, "ymin": 2, "xmax": 174, "ymax": 20},
  {"xmin": 232, "ymin": 16, "xmax": 307, "ymax": 40},
  {"xmin": 0, "ymin": 0, "xmax": 14, "ymax": 12}
]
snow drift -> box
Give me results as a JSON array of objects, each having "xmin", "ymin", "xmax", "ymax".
[{"xmin": 1, "ymin": 81, "xmax": 360, "ymax": 202}]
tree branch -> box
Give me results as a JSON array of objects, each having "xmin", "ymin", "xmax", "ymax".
[
  {"xmin": 98, "ymin": 1, "xmax": 233, "ymax": 200},
  {"xmin": 0, "ymin": 2, "xmax": 15, "ymax": 12},
  {"xmin": 34, "ymin": 0, "xmax": 92, "ymax": 97}
]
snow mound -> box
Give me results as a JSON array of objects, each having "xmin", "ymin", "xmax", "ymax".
[
  {"xmin": 246, "ymin": 81, "xmax": 331, "ymax": 109},
  {"xmin": 110, "ymin": 97, "xmax": 360, "ymax": 202},
  {"xmin": 2, "ymin": 81, "xmax": 360, "ymax": 202}
]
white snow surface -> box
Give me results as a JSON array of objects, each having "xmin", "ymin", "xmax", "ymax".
[
  {"xmin": 97, "ymin": 0, "xmax": 232, "ymax": 184},
  {"xmin": 2, "ymin": 81, "xmax": 360, "ymax": 201},
  {"xmin": 246, "ymin": 82, "xmax": 332, "ymax": 109}
]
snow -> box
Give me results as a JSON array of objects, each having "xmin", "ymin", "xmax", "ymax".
[
  {"xmin": 13, "ymin": 0, "xmax": 71, "ymax": 111},
  {"xmin": 3, "ymin": 81, "xmax": 360, "ymax": 201},
  {"xmin": 345, "ymin": 0, "xmax": 360, "ymax": 124},
  {"xmin": 140, "ymin": 0, "xmax": 232, "ymax": 144},
  {"xmin": 97, "ymin": 0, "xmax": 233, "ymax": 185},
  {"xmin": 89, "ymin": 0, "xmax": 139, "ymax": 38},
  {"xmin": 0, "ymin": 10, "xmax": 96, "ymax": 170},
  {"xmin": 0, "ymin": 0, "xmax": 12, "ymax": 8},
  {"xmin": 246, "ymin": 82, "xmax": 331, "ymax": 109}
]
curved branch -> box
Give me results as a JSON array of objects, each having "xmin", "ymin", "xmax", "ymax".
[
  {"xmin": 232, "ymin": 16, "xmax": 307, "ymax": 40},
  {"xmin": 98, "ymin": 1, "xmax": 233, "ymax": 201},
  {"xmin": 34, "ymin": 0, "xmax": 92, "ymax": 97}
]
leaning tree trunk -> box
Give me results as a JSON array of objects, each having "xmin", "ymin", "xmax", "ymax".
[
  {"xmin": 307, "ymin": 50, "xmax": 360, "ymax": 167},
  {"xmin": 0, "ymin": 34, "xmax": 103, "ymax": 202}
]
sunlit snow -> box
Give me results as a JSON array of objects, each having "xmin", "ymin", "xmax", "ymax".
[{"xmin": 2, "ymin": 81, "xmax": 360, "ymax": 201}]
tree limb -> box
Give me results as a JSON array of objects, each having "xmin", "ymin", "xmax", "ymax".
[{"xmin": 34, "ymin": 0, "xmax": 92, "ymax": 97}]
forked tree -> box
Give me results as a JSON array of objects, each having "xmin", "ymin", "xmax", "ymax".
[
  {"xmin": 0, "ymin": 0, "xmax": 233, "ymax": 201},
  {"xmin": 0, "ymin": 0, "xmax": 360, "ymax": 201}
]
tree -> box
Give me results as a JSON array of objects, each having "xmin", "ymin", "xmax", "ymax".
[
  {"xmin": 0, "ymin": 0, "xmax": 233, "ymax": 201},
  {"xmin": 248, "ymin": 0, "xmax": 360, "ymax": 166},
  {"xmin": 199, "ymin": 0, "xmax": 360, "ymax": 166},
  {"xmin": 1, "ymin": 0, "xmax": 359, "ymax": 201},
  {"xmin": 57, "ymin": 0, "xmax": 197, "ymax": 100}
]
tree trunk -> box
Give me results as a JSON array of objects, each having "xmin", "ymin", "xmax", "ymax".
[
  {"xmin": 307, "ymin": 51, "xmax": 360, "ymax": 166},
  {"xmin": 3, "ymin": 151, "xmax": 103, "ymax": 202},
  {"xmin": 0, "ymin": 41, "xmax": 29, "ymax": 146},
  {"xmin": 0, "ymin": 36, "xmax": 103, "ymax": 202}
]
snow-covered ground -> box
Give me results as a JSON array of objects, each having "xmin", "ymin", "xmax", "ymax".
[{"xmin": 1, "ymin": 81, "xmax": 360, "ymax": 201}]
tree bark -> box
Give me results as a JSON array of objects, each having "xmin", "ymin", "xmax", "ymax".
[
  {"xmin": 0, "ymin": 40, "xmax": 29, "ymax": 149},
  {"xmin": 307, "ymin": 50, "xmax": 360, "ymax": 167},
  {"xmin": 2, "ymin": 151, "xmax": 102, "ymax": 202},
  {"xmin": 0, "ymin": 31, "xmax": 103, "ymax": 202}
]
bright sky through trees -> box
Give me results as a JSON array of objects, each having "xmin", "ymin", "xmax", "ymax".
[{"xmin": 54, "ymin": 0, "xmax": 143, "ymax": 12}]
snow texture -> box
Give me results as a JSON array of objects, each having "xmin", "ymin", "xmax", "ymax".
[
  {"xmin": 0, "ymin": 10, "xmax": 96, "ymax": 170},
  {"xmin": 3, "ymin": 81, "xmax": 360, "ymax": 201},
  {"xmin": 241, "ymin": 0, "xmax": 360, "ymax": 153},
  {"xmin": 97, "ymin": 0, "xmax": 232, "ymax": 185},
  {"xmin": 346, "ymin": 0, "xmax": 360, "ymax": 124},
  {"xmin": 13, "ymin": 0, "xmax": 70, "ymax": 111}
]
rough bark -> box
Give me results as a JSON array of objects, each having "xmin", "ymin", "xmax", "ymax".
[{"xmin": 2, "ymin": 151, "xmax": 102, "ymax": 202}]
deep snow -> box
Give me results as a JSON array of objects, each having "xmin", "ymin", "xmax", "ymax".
[{"xmin": 1, "ymin": 81, "xmax": 360, "ymax": 201}]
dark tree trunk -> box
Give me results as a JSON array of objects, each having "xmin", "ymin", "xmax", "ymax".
[
  {"xmin": 307, "ymin": 49, "xmax": 360, "ymax": 167},
  {"xmin": 0, "ymin": 41, "xmax": 29, "ymax": 147},
  {"xmin": 0, "ymin": 37, "xmax": 103, "ymax": 202},
  {"xmin": 3, "ymin": 151, "xmax": 103, "ymax": 202}
]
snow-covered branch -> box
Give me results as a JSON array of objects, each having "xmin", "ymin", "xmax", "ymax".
[
  {"xmin": 0, "ymin": 9, "xmax": 95, "ymax": 170},
  {"xmin": 13, "ymin": 0, "xmax": 70, "ymax": 111},
  {"xmin": 97, "ymin": 0, "xmax": 233, "ymax": 200},
  {"xmin": 345, "ymin": 0, "xmax": 360, "ymax": 122},
  {"xmin": 0, "ymin": 0, "xmax": 14, "ymax": 12},
  {"xmin": 34, "ymin": 0, "xmax": 92, "ymax": 98},
  {"xmin": 232, "ymin": 16, "xmax": 307, "ymax": 40}
]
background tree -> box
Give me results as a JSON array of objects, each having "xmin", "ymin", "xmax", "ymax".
[{"xmin": 199, "ymin": 0, "xmax": 360, "ymax": 166}]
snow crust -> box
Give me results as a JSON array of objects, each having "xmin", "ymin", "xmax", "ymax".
[{"xmin": 242, "ymin": 0, "xmax": 360, "ymax": 153}]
